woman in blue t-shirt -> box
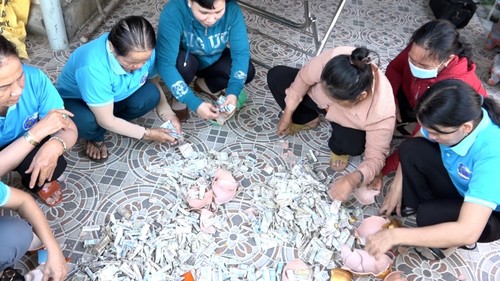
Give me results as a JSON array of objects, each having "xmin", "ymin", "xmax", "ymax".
[
  {"xmin": 0, "ymin": 35, "xmax": 77, "ymax": 207},
  {"xmin": 57, "ymin": 16, "xmax": 181, "ymax": 162},
  {"xmin": 0, "ymin": 182, "xmax": 67, "ymax": 280},
  {"xmin": 366, "ymin": 79, "xmax": 500, "ymax": 259}
]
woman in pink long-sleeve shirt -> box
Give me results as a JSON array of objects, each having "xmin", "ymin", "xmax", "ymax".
[{"xmin": 267, "ymin": 46, "xmax": 396, "ymax": 202}]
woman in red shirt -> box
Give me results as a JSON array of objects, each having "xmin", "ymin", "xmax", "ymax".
[{"xmin": 373, "ymin": 19, "xmax": 488, "ymax": 191}]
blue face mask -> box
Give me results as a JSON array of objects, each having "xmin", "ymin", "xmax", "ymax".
[{"xmin": 408, "ymin": 59, "xmax": 442, "ymax": 79}]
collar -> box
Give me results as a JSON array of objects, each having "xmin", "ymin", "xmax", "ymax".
[
  {"xmin": 106, "ymin": 39, "xmax": 127, "ymax": 75},
  {"xmin": 444, "ymin": 108, "xmax": 490, "ymax": 156}
]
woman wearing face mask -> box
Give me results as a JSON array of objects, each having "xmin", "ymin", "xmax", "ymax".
[
  {"xmin": 156, "ymin": 0, "xmax": 255, "ymax": 122},
  {"xmin": 369, "ymin": 19, "xmax": 488, "ymax": 191},
  {"xmin": 366, "ymin": 79, "xmax": 500, "ymax": 260},
  {"xmin": 57, "ymin": 16, "xmax": 181, "ymax": 162}
]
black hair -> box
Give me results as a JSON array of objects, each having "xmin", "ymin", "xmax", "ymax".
[
  {"xmin": 0, "ymin": 35, "xmax": 19, "ymax": 64},
  {"xmin": 411, "ymin": 19, "xmax": 473, "ymax": 67},
  {"xmin": 320, "ymin": 47, "xmax": 374, "ymax": 101},
  {"xmin": 416, "ymin": 79, "xmax": 500, "ymax": 132},
  {"xmin": 108, "ymin": 16, "xmax": 156, "ymax": 57},
  {"xmin": 192, "ymin": 0, "xmax": 228, "ymax": 9}
]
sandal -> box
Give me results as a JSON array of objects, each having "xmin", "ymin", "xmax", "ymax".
[
  {"xmin": 37, "ymin": 181, "xmax": 63, "ymax": 207},
  {"xmin": 330, "ymin": 152, "xmax": 349, "ymax": 171},
  {"xmin": 85, "ymin": 140, "xmax": 108, "ymax": 162},
  {"xmin": 414, "ymin": 247, "xmax": 446, "ymax": 260},
  {"xmin": 286, "ymin": 117, "xmax": 320, "ymax": 135},
  {"xmin": 459, "ymin": 243, "xmax": 477, "ymax": 251},
  {"xmin": 391, "ymin": 207, "xmax": 417, "ymax": 217},
  {"xmin": 28, "ymin": 234, "xmax": 44, "ymax": 253},
  {"xmin": 394, "ymin": 122, "xmax": 417, "ymax": 138},
  {"xmin": 194, "ymin": 78, "xmax": 221, "ymax": 101}
]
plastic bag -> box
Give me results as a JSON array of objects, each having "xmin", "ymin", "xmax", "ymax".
[{"xmin": 0, "ymin": 0, "xmax": 30, "ymax": 59}]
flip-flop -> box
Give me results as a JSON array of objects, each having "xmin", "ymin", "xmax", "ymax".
[
  {"xmin": 287, "ymin": 117, "xmax": 320, "ymax": 135},
  {"xmin": 193, "ymin": 78, "xmax": 221, "ymax": 101},
  {"xmin": 86, "ymin": 140, "xmax": 108, "ymax": 162},
  {"xmin": 37, "ymin": 181, "xmax": 63, "ymax": 207},
  {"xmin": 414, "ymin": 247, "xmax": 447, "ymax": 260},
  {"xmin": 330, "ymin": 152, "xmax": 349, "ymax": 171}
]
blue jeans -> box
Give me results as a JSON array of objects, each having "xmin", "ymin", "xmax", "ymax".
[
  {"xmin": 0, "ymin": 216, "xmax": 32, "ymax": 271},
  {"xmin": 63, "ymin": 81, "xmax": 160, "ymax": 141}
]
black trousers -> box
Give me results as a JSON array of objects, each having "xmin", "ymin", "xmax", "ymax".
[
  {"xmin": 267, "ymin": 65, "xmax": 366, "ymax": 156},
  {"xmin": 1, "ymin": 136, "xmax": 67, "ymax": 193},
  {"xmin": 396, "ymin": 88, "xmax": 416, "ymax": 123},
  {"xmin": 399, "ymin": 137, "xmax": 500, "ymax": 242},
  {"xmin": 176, "ymin": 48, "xmax": 256, "ymax": 93}
]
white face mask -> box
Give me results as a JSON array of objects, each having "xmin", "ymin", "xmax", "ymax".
[{"xmin": 408, "ymin": 59, "xmax": 443, "ymax": 79}]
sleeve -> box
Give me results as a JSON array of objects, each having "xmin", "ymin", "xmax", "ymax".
[
  {"xmin": 284, "ymin": 50, "xmax": 331, "ymax": 110},
  {"xmin": 385, "ymin": 44, "xmax": 411, "ymax": 100},
  {"xmin": 156, "ymin": 5, "xmax": 203, "ymax": 112},
  {"xmin": 147, "ymin": 50, "xmax": 158, "ymax": 79},
  {"xmin": 357, "ymin": 116, "xmax": 395, "ymax": 182},
  {"xmin": 35, "ymin": 68, "xmax": 64, "ymax": 118},
  {"xmin": 0, "ymin": 181, "xmax": 11, "ymax": 207},
  {"xmin": 464, "ymin": 150, "xmax": 500, "ymax": 210},
  {"xmin": 225, "ymin": 3, "xmax": 250, "ymax": 97},
  {"xmin": 75, "ymin": 66, "xmax": 114, "ymax": 106}
]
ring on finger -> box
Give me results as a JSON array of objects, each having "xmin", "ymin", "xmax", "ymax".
[{"xmin": 62, "ymin": 113, "xmax": 68, "ymax": 119}]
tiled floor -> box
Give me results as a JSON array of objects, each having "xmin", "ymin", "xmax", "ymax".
[{"xmin": 2, "ymin": 0, "xmax": 500, "ymax": 280}]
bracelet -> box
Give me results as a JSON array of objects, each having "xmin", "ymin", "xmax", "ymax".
[
  {"xmin": 142, "ymin": 128, "xmax": 149, "ymax": 140},
  {"xmin": 49, "ymin": 136, "xmax": 67, "ymax": 152},
  {"xmin": 23, "ymin": 132, "xmax": 39, "ymax": 146},
  {"xmin": 355, "ymin": 169, "xmax": 364, "ymax": 188}
]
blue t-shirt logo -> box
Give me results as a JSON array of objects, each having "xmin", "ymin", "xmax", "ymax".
[
  {"xmin": 23, "ymin": 112, "xmax": 39, "ymax": 130},
  {"xmin": 140, "ymin": 73, "xmax": 148, "ymax": 86},
  {"xmin": 457, "ymin": 163, "xmax": 471, "ymax": 181}
]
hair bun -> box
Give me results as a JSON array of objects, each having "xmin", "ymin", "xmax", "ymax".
[{"xmin": 350, "ymin": 47, "xmax": 372, "ymax": 68}]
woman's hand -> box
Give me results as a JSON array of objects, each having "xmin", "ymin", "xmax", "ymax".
[
  {"xmin": 327, "ymin": 172, "xmax": 359, "ymax": 202},
  {"xmin": 364, "ymin": 229, "xmax": 396, "ymax": 259},
  {"xmin": 143, "ymin": 128, "xmax": 177, "ymax": 144},
  {"xmin": 26, "ymin": 143, "xmax": 62, "ymax": 188},
  {"xmin": 379, "ymin": 164, "xmax": 403, "ymax": 216},
  {"xmin": 30, "ymin": 109, "xmax": 74, "ymax": 141},
  {"xmin": 277, "ymin": 110, "xmax": 293, "ymax": 136},
  {"xmin": 196, "ymin": 102, "xmax": 219, "ymax": 120},
  {"xmin": 169, "ymin": 116, "xmax": 182, "ymax": 136},
  {"xmin": 43, "ymin": 248, "xmax": 68, "ymax": 281},
  {"xmin": 221, "ymin": 94, "xmax": 237, "ymax": 116}
]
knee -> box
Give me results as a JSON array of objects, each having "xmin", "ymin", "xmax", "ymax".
[
  {"xmin": 399, "ymin": 137, "xmax": 429, "ymax": 164},
  {"xmin": 142, "ymin": 84, "xmax": 161, "ymax": 108},
  {"xmin": 267, "ymin": 65, "xmax": 286, "ymax": 84},
  {"xmin": 246, "ymin": 62, "xmax": 256, "ymax": 84},
  {"xmin": 0, "ymin": 217, "xmax": 33, "ymax": 270}
]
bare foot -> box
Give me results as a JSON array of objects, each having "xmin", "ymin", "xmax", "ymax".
[
  {"xmin": 37, "ymin": 181, "xmax": 63, "ymax": 207},
  {"xmin": 330, "ymin": 153, "xmax": 349, "ymax": 171},
  {"xmin": 86, "ymin": 141, "xmax": 108, "ymax": 160}
]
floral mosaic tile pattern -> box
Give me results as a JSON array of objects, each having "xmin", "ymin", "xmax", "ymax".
[{"xmin": 2, "ymin": 0, "xmax": 499, "ymax": 280}]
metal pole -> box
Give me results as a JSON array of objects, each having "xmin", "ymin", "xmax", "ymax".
[
  {"xmin": 40, "ymin": 0, "xmax": 69, "ymax": 50},
  {"xmin": 316, "ymin": 0, "xmax": 348, "ymax": 55}
]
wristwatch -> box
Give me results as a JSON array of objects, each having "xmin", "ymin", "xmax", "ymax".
[{"xmin": 23, "ymin": 132, "xmax": 39, "ymax": 146}]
